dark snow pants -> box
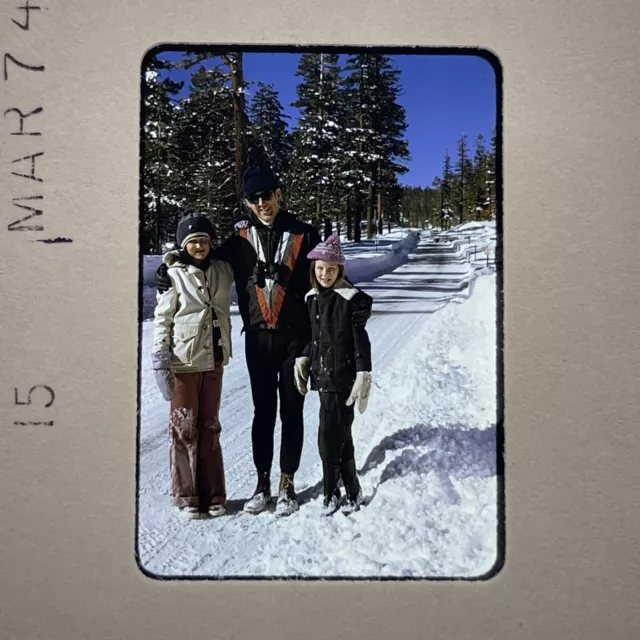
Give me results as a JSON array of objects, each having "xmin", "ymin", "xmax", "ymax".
[
  {"xmin": 245, "ymin": 329, "xmax": 305, "ymax": 476},
  {"xmin": 318, "ymin": 391, "xmax": 359, "ymax": 499},
  {"xmin": 169, "ymin": 366, "xmax": 226, "ymax": 509}
]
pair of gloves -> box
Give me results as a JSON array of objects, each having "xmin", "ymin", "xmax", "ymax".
[
  {"xmin": 155, "ymin": 349, "xmax": 373, "ymax": 413},
  {"xmin": 293, "ymin": 357, "xmax": 372, "ymax": 414},
  {"xmin": 152, "ymin": 350, "xmax": 175, "ymax": 401}
]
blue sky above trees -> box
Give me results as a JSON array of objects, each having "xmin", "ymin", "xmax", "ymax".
[{"xmin": 156, "ymin": 51, "xmax": 497, "ymax": 188}]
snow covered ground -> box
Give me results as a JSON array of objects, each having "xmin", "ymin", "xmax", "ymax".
[{"xmin": 137, "ymin": 223, "xmax": 499, "ymax": 579}]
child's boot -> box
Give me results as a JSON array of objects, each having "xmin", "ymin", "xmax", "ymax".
[
  {"xmin": 321, "ymin": 488, "xmax": 341, "ymax": 517},
  {"xmin": 244, "ymin": 471, "xmax": 271, "ymax": 514},
  {"xmin": 208, "ymin": 503, "xmax": 227, "ymax": 518},
  {"xmin": 341, "ymin": 458, "xmax": 365, "ymax": 515},
  {"xmin": 341, "ymin": 486, "xmax": 364, "ymax": 515},
  {"xmin": 321, "ymin": 463, "xmax": 342, "ymax": 517},
  {"xmin": 177, "ymin": 505, "xmax": 203, "ymax": 519}
]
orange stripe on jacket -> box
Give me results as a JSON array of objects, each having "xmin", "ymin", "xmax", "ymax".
[
  {"xmin": 239, "ymin": 226, "xmax": 305, "ymax": 329},
  {"xmin": 266, "ymin": 232, "xmax": 304, "ymax": 329},
  {"xmin": 239, "ymin": 227, "xmax": 276, "ymax": 325}
]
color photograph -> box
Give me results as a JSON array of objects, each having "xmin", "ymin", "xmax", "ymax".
[{"xmin": 136, "ymin": 46, "xmax": 501, "ymax": 579}]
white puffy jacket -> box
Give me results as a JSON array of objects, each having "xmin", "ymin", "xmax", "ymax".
[{"xmin": 152, "ymin": 250, "xmax": 234, "ymax": 372}]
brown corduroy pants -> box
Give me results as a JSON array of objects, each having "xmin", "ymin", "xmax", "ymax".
[{"xmin": 169, "ymin": 366, "xmax": 225, "ymax": 509}]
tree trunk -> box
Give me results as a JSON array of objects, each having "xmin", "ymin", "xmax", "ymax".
[
  {"xmin": 367, "ymin": 183, "xmax": 374, "ymax": 239},
  {"xmin": 323, "ymin": 217, "xmax": 332, "ymax": 240},
  {"xmin": 231, "ymin": 53, "xmax": 247, "ymax": 207},
  {"xmin": 459, "ymin": 155, "xmax": 465, "ymax": 226},
  {"xmin": 354, "ymin": 192, "xmax": 362, "ymax": 243},
  {"xmin": 156, "ymin": 114, "xmax": 162, "ymax": 254},
  {"xmin": 346, "ymin": 197, "xmax": 353, "ymax": 241},
  {"xmin": 425, "ymin": 189, "xmax": 430, "ymax": 228},
  {"xmin": 377, "ymin": 181, "xmax": 384, "ymax": 235},
  {"xmin": 155, "ymin": 196, "xmax": 161, "ymax": 254}
]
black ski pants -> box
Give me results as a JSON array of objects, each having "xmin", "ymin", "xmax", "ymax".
[
  {"xmin": 245, "ymin": 329, "xmax": 305, "ymax": 476},
  {"xmin": 318, "ymin": 391, "xmax": 359, "ymax": 499}
]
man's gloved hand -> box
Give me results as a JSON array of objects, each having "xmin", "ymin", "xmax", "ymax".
[
  {"xmin": 155, "ymin": 263, "xmax": 172, "ymax": 294},
  {"xmin": 346, "ymin": 371, "xmax": 372, "ymax": 414},
  {"xmin": 152, "ymin": 350, "xmax": 175, "ymax": 401},
  {"xmin": 294, "ymin": 357, "xmax": 311, "ymax": 396}
]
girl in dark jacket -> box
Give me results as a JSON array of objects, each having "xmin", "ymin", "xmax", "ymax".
[{"xmin": 294, "ymin": 233, "xmax": 373, "ymax": 516}]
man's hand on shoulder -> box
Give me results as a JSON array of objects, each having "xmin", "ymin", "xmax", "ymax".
[{"xmin": 155, "ymin": 263, "xmax": 172, "ymax": 294}]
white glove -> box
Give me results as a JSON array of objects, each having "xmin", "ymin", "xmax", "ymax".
[
  {"xmin": 346, "ymin": 371, "xmax": 372, "ymax": 414},
  {"xmin": 294, "ymin": 357, "xmax": 311, "ymax": 396}
]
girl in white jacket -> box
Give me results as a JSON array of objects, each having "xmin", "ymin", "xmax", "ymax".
[{"xmin": 152, "ymin": 213, "xmax": 234, "ymax": 519}]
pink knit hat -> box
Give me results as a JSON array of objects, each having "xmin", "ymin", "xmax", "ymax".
[{"xmin": 307, "ymin": 232, "xmax": 346, "ymax": 265}]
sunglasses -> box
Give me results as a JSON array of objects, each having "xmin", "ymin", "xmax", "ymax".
[{"xmin": 246, "ymin": 190, "xmax": 274, "ymax": 204}]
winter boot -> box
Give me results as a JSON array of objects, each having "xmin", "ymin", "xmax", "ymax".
[
  {"xmin": 275, "ymin": 472, "xmax": 299, "ymax": 517},
  {"xmin": 340, "ymin": 458, "xmax": 364, "ymax": 515},
  {"xmin": 208, "ymin": 503, "xmax": 227, "ymax": 518},
  {"xmin": 341, "ymin": 485, "xmax": 365, "ymax": 515},
  {"xmin": 319, "ymin": 462, "xmax": 343, "ymax": 516},
  {"xmin": 244, "ymin": 471, "xmax": 271, "ymax": 514},
  {"xmin": 177, "ymin": 505, "xmax": 203, "ymax": 520},
  {"xmin": 321, "ymin": 488, "xmax": 341, "ymax": 517}
]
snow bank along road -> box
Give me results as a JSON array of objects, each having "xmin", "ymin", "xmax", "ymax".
[{"xmin": 137, "ymin": 226, "xmax": 499, "ymax": 578}]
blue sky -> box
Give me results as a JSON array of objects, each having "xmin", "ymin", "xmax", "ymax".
[{"xmin": 155, "ymin": 51, "xmax": 497, "ymax": 188}]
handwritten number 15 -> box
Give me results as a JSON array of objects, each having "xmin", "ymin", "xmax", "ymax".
[{"xmin": 15, "ymin": 385, "xmax": 55, "ymax": 408}]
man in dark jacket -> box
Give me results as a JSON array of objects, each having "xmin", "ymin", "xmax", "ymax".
[{"xmin": 155, "ymin": 163, "xmax": 321, "ymax": 517}]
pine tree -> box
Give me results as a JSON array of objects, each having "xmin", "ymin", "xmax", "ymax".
[
  {"xmin": 402, "ymin": 186, "xmax": 415, "ymax": 227},
  {"xmin": 168, "ymin": 51, "xmax": 249, "ymax": 208},
  {"xmin": 289, "ymin": 53, "xmax": 347, "ymax": 232},
  {"xmin": 247, "ymin": 81, "xmax": 293, "ymax": 188},
  {"xmin": 371, "ymin": 57, "xmax": 410, "ymax": 235},
  {"xmin": 454, "ymin": 134, "xmax": 472, "ymax": 226},
  {"xmin": 402, "ymin": 185, "xmax": 436, "ymax": 228},
  {"xmin": 424, "ymin": 185, "xmax": 438, "ymax": 228},
  {"xmin": 486, "ymin": 127, "xmax": 498, "ymax": 219},
  {"xmin": 471, "ymin": 133, "xmax": 490, "ymax": 220},
  {"xmin": 343, "ymin": 54, "xmax": 410, "ymax": 238},
  {"xmin": 441, "ymin": 150, "xmax": 455, "ymax": 229},
  {"xmin": 142, "ymin": 56, "xmax": 184, "ymax": 253},
  {"xmin": 175, "ymin": 64, "xmax": 237, "ymax": 239},
  {"xmin": 385, "ymin": 178, "xmax": 404, "ymax": 230},
  {"xmin": 221, "ymin": 53, "xmax": 250, "ymax": 206},
  {"xmin": 341, "ymin": 54, "xmax": 375, "ymax": 242}
]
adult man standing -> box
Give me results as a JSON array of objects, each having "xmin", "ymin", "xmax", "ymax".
[{"xmin": 155, "ymin": 163, "xmax": 320, "ymax": 517}]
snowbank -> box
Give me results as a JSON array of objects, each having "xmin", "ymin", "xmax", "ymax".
[
  {"xmin": 344, "ymin": 230, "xmax": 420, "ymax": 283},
  {"xmin": 141, "ymin": 228, "xmax": 419, "ymax": 288},
  {"xmin": 452, "ymin": 220, "xmax": 496, "ymax": 233}
]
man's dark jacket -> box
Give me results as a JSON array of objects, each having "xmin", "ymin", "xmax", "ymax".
[{"xmin": 212, "ymin": 209, "xmax": 321, "ymax": 337}]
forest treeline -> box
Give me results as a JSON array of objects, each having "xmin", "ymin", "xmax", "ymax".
[{"xmin": 143, "ymin": 51, "xmax": 497, "ymax": 253}]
